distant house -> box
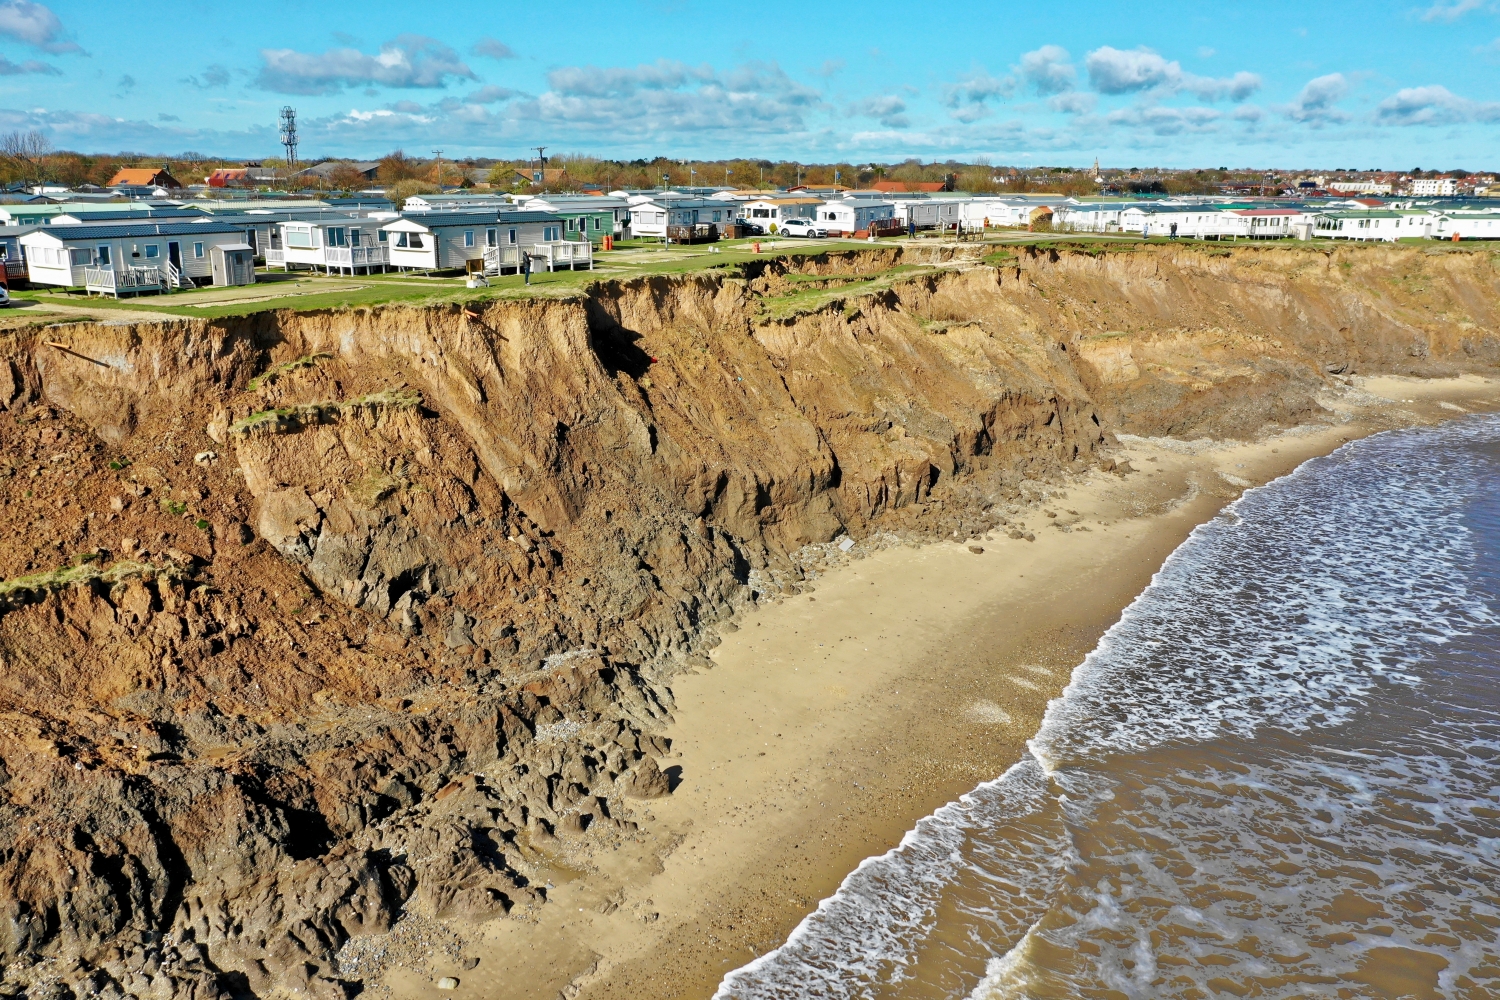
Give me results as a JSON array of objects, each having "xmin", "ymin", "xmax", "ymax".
[
  {"xmin": 207, "ymin": 169, "xmax": 253, "ymax": 189},
  {"xmin": 1411, "ymin": 178, "xmax": 1458, "ymax": 197},
  {"xmin": 106, "ymin": 168, "xmax": 182, "ymax": 190},
  {"xmin": 296, "ymin": 161, "xmax": 382, "ymax": 184},
  {"xmin": 868, "ymin": 180, "xmax": 948, "ymax": 193},
  {"xmin": 512, "ymin": 167, "xmax": 569, "ymax": 186}
]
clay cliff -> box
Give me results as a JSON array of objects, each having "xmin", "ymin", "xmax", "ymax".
[{"xmin": 0, "ymin": 242, "xmax": 1495, "ymax": 998}]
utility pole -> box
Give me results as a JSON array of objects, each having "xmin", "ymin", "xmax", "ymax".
[
  {"xmin": 432, "ymin": 149, "xmax": 443, "ymax": 189},
  {"xmin": 532, "ymin": 146, "xmax": 547, "ymax": 184}
]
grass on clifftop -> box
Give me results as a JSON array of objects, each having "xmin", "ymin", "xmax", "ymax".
[{"xmin": 9, "ymin": 233, "xmax": 1492, "ymax": 322}]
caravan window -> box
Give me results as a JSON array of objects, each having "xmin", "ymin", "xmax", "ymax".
[
  {"xmin": 464, "ymin": 230, "xmax": 475, "ymax": 247},
  {"xmin": 486, "ymin": 228, "xmax": 497, "ymax": 246},
  {"xmin": 286, "ymin": 228, "xmax": 313, "ymax": 248},
  {"xmin": 144, "ymin": 245, "xmax": 160, "ymax": 259},
  {"xmin": 193, "ymin": 242, "xmax": 205, "ymax": 258},
  {"xmin": 69, "ymin": 248, "xmax": 90, "ymax": 265},
  {"xmin": 409, "ymin": 234, "xmax": 424, "ymax": 248},
  {"xmin": 328, "ymin": 228, "xmax": 348, "ymax": 247},
  {"xmin": 395, "ymin": 232, "xmax": 409, "ymax": 248},
  {"xmin": 96, "ymin": 245, "xmax": 111, "ymax": 266},
  {"xmin": 350, "ymin": 229, "xmax": 361, "ymax": 246},
  {"xmin": 508, "ymin": 229, "xmax": 517, "ymax": 245}
]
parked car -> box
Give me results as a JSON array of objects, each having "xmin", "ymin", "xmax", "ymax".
[
  {"xmin": 780, "ymin": 219, "xmax": 827, "ymax": 238},
  {"xmin": 739, "ymin": 220, "xmax": 767, "ymax": 236},
  {"xmin": 0, "ymin": 285, "xmax": 10, "ymax": 307}
]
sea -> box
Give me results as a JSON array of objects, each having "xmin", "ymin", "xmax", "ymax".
[{"xmin": 715, "ymin": 414, "xmax": 1500, "ymax": 1000}]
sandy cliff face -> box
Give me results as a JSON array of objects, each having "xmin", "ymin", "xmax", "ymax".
[{"xmin": 0, "ymin": 243, "xmax": 1494, "ymax": 998}]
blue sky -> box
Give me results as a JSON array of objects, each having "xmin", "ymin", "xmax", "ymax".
[{"xmin": 0, "ymin": 0, "xmax": 1497, "ymax": 167}]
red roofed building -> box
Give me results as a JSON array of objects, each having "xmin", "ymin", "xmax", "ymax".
[
  {"xmin": 106, "ymin": 167, "xmax": 182, "ymax": 189},
  {"xmin": 206, "ymin": 168, "xmax": 253, "ymax": 188}
]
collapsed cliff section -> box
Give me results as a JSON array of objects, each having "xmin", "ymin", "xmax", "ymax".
[{"xmin": 0, "ymin": 242, "xmax": 1495, "ymax": 999}]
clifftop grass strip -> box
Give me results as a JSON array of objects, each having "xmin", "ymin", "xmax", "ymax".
[{"xmin": 229, "ymin": 388, "xmax": 423, "ymax": 437}]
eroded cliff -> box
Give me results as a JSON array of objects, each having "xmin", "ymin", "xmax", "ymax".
[{"xmin": 0, "ymin": 241, "xmax": 1495, "ymax": 999}]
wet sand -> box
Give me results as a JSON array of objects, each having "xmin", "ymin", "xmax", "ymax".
[{"xmin": 441, "ymin": 375, "xmax": 1500, "ymax": 1000}]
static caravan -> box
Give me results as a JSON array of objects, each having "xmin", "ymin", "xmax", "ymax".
[
  {"xmin": 888, "ymin": 197, "xmax": 961, "ymax": 230},
  {"xmin": 1434, "ymin": 210, "xmax": 1500, "ymax": 240},
  {"xmin": 272, "ymin": 219, "xmax": 389, "ymax": 273},
  {"xmin": 628, "ymin": 198, "xmax": 740, "ymax": 238},
  {"xmin": 739, "ymin": 197, "xmax": 821, "ymax": 230},
  {"xmin": 0, "ymin": 224, "xmax": 31, "ymax": 283},
  {"xmin": 816, "ymin": 199, "xmax": 894, "ymax": 235},
  {"xmin": 1215, "ymin": 209, "xmax": 1305, "ymax": 240},
  {"xmin": 20, "ymin": 220, "xmax": 257, "ymax": 293},
  {"xmin": 382, "ymin": 211, "xmax": 587, "ymax": 273},
  {"xmin": 525, "ymin": 195, "xmax": 631, "ymax": 242},
  {"xmin": 1311, "ymin": 210, "xmax": 1407, "ymax": 242}
]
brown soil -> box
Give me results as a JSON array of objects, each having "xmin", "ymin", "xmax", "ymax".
[{"xmin": 0, "ymin": 241, "xmax": 1495, "ymax": 999}]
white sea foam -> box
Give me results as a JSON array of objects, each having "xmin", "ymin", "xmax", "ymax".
[{"xmin": 716, "ymin": 415, "xmax": 1500, "ymax": 1000}]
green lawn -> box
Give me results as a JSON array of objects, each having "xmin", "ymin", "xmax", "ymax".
[{"xmin": 10, "ymin": 232, "xmax": 1485, "ymax": 322}]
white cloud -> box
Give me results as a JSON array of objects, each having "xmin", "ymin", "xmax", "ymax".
[
  {"xmin": 1087, "ymin": 46, "xmax": 1178, "ymax": 93},
  {"xmin": 1085, "ymin": 46, "xmax": 1260, "ymax": 101},
  {"xmin": 470, "ymin": 36, "xmax": 516, "ymax": 60},
  {"xmin": 852, "ymin": 94, "xmax": 909, "ymax": 128},
  {"xmin": 0, "ymin": 1, "xmax": 78, "ymax": 53},
  {"xmin": 0, "ymin": 54, "xmax": 56, "ymax": 75},
  {"xmin": 1048, "ymin": 91, "xmax": 1096, "ymax": 114},
  {"xmin": 546, "ymin": 58, "xmax": 715, "ymax": 98},
  {"xmin": 1422, "ymin": 0, "xmax": 1488, "ymax": 21},
  {"xmin": 465, "ymin": 84, "xmax": 515, "ymax": 105},
  {"xmin": 182, "ymin": 64, "xmax": 230, "ymax": 90},
  {"xmin": 1233, "ymin": 104, "xmax": 1265, "ymax": 122},
  {"xmin": 942, "ymin": 68, "xmax": 1015, "ymax": 121},
  {"xmin": 512, "ymin": 59, "xmax": 824, "ymax": 138},
  {"xmin": 257, "ymin": 35, "xmax": 476, "ymax": 95},
  {"xmin": 1018, "ymin": 45, "xmax": 1076, "ymax": 95},
  {"xmin": 1282, "ymin": 72, "xmax": 1350, "ymax": 124},
  {"xmin": 1105, "ymin": 104, "xmax": 1222, "ymax": 135},
  {"xmin": 1375, "ymin": 83, "xmax": 1500, "ymax": 124}
]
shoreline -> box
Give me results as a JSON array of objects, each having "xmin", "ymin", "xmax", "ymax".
[{"xmin": 446, "ymin": 375, "xmax": 1500, "ymax": 1000}]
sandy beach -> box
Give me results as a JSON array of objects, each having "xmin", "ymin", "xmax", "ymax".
[{"xmin": 433, "ymin": 374, "xmax": 1500, "ymax": 1000}]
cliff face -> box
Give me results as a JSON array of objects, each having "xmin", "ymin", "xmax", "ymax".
[{"xmin": 0, "ymin": 243, "xmax": 1494, "ymax": 998}]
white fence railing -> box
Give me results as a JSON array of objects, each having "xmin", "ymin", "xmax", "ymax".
[
  {"xmin": 325, "ymin": 245, "xmax": 388, "ymax": 267},
  {"xmin": 84, "ymin": 266, "xmax": 164, "ymax": 296},
  {"xmin": 533, "ymin": 241, "xmax": 592, "ymax": 270},
  {"xmin": 481, "ymin": 242, "xmax": 592, "ymax": 274}
]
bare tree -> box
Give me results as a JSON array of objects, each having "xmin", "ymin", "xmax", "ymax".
[{"xmin": 1, "ymin": 130, "xmax": 53, "ymax": 186}]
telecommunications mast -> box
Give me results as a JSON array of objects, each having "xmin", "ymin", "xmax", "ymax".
[{"xmin": 279, "ymin": 106, "xmax": 298, "ymax": 168}]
